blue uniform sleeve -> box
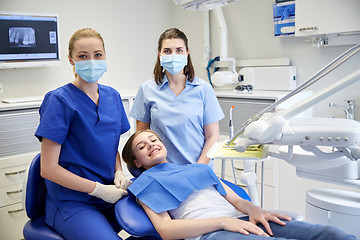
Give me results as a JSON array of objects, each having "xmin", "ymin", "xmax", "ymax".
[
  {"xmin": 130, "ymin": 85, "xmax": 150, "ymax": 123},
  {"xmin": 202, "ymin": 82, "xmax": 225, "ymax": 125},
  {"xmin": 35, "ymin": 92, "xmax": 72, "ymax": 144}
]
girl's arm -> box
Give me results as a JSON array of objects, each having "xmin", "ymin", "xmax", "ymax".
[
  {"xmin": 140, "ymin": 200, "xmax": 267, "ymax": 240},
  {"xmin": 136, "ymin": 120, "xmax": 150, "ymax": 131},
  {"xmin": 197, "ymin": 121, "xmax": 220, "ymax": 165},
  {"xmin": 40, "ymin": 137, "xmax": 96, "ymax": 193},
  {"xmin": 220, "ymin": 181, "xmax": 292, "ymax": 236}
]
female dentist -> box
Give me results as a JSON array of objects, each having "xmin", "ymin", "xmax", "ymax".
[
  {"xmin": 35, "ymin": 28, "xmax": 131, "ymax": 240},
  {"xmin": 130, "ymin": 28, "xmax": 224, "ymax": 168}
]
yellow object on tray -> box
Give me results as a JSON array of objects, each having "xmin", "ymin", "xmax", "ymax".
[{"xmin": 207, "ymin": 141, "xmax": 267, "ymax": 160}]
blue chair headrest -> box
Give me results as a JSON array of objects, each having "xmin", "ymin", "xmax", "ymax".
[
  {"xmin": 127, "ymin": 164, "xmax": 146, "ymax": 178},
  {"xmin": 25, "ymin": 153, "xmax": 47, "ymax": 219}
]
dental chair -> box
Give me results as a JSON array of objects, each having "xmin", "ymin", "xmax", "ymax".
[
  {"xmin": 114, "ymin": 165, "xmax": 251, "ymax": 239},
  {"xmin": 22, "ymin": 153, "xmax": 64, "ymax": 240}
]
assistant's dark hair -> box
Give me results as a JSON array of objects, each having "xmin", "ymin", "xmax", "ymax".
[{"xmin": 153, "ymin": 28, "xmax": 195, "ymax": 85}]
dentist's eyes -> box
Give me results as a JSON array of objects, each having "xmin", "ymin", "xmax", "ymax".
[{"xmin": 151, "ymin": 139, "xmax": 158, "ymax": 142}]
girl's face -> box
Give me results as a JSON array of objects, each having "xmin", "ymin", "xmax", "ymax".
[
  {"xmin": 159, "ymin": 38, "xmax": 189, "ymax": 57},
  {"xmin": 132, "ymin": 131, "xmax": 167, "ymax": 169},
  {"xmin": 69, "ymin": 37, "xmax": 105, "ymax": 63}
]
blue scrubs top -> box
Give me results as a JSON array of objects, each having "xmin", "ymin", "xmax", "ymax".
[
  {"xmin": 130, "ymin": 76, "xmax": 224, "ymax": 167},
  {"xmin": 35, "ymin": 83, "xmax": 130, "ymax": 225}
]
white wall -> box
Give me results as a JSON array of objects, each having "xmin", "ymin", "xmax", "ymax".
[
  {"xmin": 0, "ymin": 0, "xmax": 173, "ymax": 98},
  {"xmin": 173, "ymin": 0, "xmax": 360, "ymax": 119},
  {"xmin": 1, "ymin": 0, "xmax": 359, "ymax": 115}
]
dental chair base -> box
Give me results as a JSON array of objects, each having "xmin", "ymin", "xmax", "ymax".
[{"xmin": 306, "ymin": 188, "xmax": 360, "ymax": 239}]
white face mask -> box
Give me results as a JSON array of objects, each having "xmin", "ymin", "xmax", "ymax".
[
  {"xmin": 73, "ymin": 59, "xmax": 107, "ymax": 83},
  {"xmin": 160, "ymin": 54, "xmax": 187, "ymax": 75}
]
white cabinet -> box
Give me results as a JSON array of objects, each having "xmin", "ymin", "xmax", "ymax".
[
  {"xmin": 0, "ymin": 104, "xmax": 41, "ymax": 240},
  {"xmin": 0, "ymin": 152, "xmax": 37, "ymax": 240},
  {"xmin": 295, "ymin": 0, "xmax": 360, "ymax": 36},
  {"xmin": 295, "ymin": 0, "xmax": 360, "ymax": 46}
]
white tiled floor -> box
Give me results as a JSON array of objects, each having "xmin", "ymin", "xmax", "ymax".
[{"xmin": 118, "ymin": 230, "xmax": 131, "ymax": 239}]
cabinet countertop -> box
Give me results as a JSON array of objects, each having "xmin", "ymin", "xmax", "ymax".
[
  {"xmin": 0, "ymin": 90, "xmax": 137, "ymax": 112},
  {"xmin": 215, "ymin": 89, "xmax": 291, "ymax": 100}
]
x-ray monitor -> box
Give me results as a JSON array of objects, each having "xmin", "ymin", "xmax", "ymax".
[{"xmin": 0, "ymin": 12, "xmax": 61, "ymax": 68}]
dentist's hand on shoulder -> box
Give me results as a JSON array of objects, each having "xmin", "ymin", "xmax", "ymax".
[
  {"xmin": 114, "ymin": 170, "xmax": 132, "ymax": 190},
  {"xmin": 89, "ymin": 182, "xmax": 128, "ymax": 204}
]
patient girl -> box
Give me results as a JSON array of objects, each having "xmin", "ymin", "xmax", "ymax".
[{"xmin": 122, "ymin": 129, "xmax": 356, "ymax": 240}]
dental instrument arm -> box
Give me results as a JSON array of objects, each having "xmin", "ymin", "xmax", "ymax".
[{"xmin": 228, "ymin": 42, "xmax": 360, "ymax": 146}]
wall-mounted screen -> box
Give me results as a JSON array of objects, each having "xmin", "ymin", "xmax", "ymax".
[{"xmin": 0, "ymin": 12, "xmax": 61, "ymax": 69}]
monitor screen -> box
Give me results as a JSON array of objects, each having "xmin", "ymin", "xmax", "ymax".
[{"xmin": 0, "ymin": 12, "xmax": 60, "ymax": 68}]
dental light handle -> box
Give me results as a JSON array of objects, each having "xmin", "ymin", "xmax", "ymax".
[{"xmin": 228, "ymin": 42, "xmax": 360, "ymax": 145}]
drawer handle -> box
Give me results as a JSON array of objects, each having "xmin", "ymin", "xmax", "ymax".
[
  {"xmin": 8, "ymin": 208, "xmax": 24, "ymax": 214},
  {"xmin": 7, "ymin": 189, "xmax": 22, "ymax": 195},
  {"xmin": 299, "ymin": 26, "xmax": 318, "ymax": 32},
  {"xmin": 5, "ymin": 169, "xmax": 26, "ymax": 176}
]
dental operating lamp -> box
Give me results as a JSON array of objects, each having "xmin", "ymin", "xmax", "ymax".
[{"xmin": 173, "ymin": 0, "xmax": 239, "ymax": 11}]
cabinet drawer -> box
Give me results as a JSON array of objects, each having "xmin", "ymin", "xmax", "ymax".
[
  {"xmin": 0, "ymin": 109, "xmax": 40, "ymax": 158},
  {"xmin": 0, "ymin": 202, "xmax": 28, "ymax": 240},
  {"xmin": 0, "ymin": 163, "xmax": 28, "ymax": 188},
  {"xmin": 0, "ymin": 183, "xmax": 23, "ymax": 207}
]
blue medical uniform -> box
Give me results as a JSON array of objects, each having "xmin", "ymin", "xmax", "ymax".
[
  {"xmin": 130, "ymin": 76, "xmax": 224, "ymax": 167},
  {"xmin": 35, "ymin": 83, "xmax": 130, "ymax": 236}
]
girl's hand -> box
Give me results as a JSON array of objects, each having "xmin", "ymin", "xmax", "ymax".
[
  {"xmin": 247, "ymin": 205, "xmax": 292, "ymax": 236},
  {"xmin": 219, "ymin": 217, "xmax": 269, "ymax": 236}
]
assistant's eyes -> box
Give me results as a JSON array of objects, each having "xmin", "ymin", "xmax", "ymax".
[{"xmin": 162, "ymin": 49, "xmax": 170, "ymax": 54}]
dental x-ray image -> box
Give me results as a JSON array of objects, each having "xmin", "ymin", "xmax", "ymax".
[{"xmin": 9, "ymin": 27, "xmax": 36, "ymax": 47}]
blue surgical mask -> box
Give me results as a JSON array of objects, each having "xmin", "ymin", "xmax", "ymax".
[
  {"xmin": 74, "ymin": 59, "xmax": 107, "ymax": 83},
  {"xmin": 160, "ymin": 54, "xmax": 188, "ymax": 75}
]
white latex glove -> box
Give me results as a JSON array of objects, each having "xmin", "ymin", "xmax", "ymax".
[
  {"xmin": 89, "ymin": 182, "xmax": 128, "ymax": 203},
  {"xmin": 114, "ymin": 170, "xmax": 132, "ymax": 190}
]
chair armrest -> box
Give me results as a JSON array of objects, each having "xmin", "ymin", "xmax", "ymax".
[
  {"xmin": 114, "ymin": 194, "xmax": 161, "ymax": 238},
  {"xmin": 269, "ymin": 209, "xmax": 304, "ymax": 221}
]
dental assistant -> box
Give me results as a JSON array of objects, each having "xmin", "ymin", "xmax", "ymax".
[
  {"xmin": 35, "ymin": 28, "xmax": 131, "ymax": 240},
  {"xmin": 130, "ymin": 28, "xmax": 224, "ymax": 168}
]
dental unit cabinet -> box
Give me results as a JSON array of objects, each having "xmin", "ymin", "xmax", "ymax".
[{"xmin": 215, "ymin": 89, "xmax": 313, "ymax": 210}]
